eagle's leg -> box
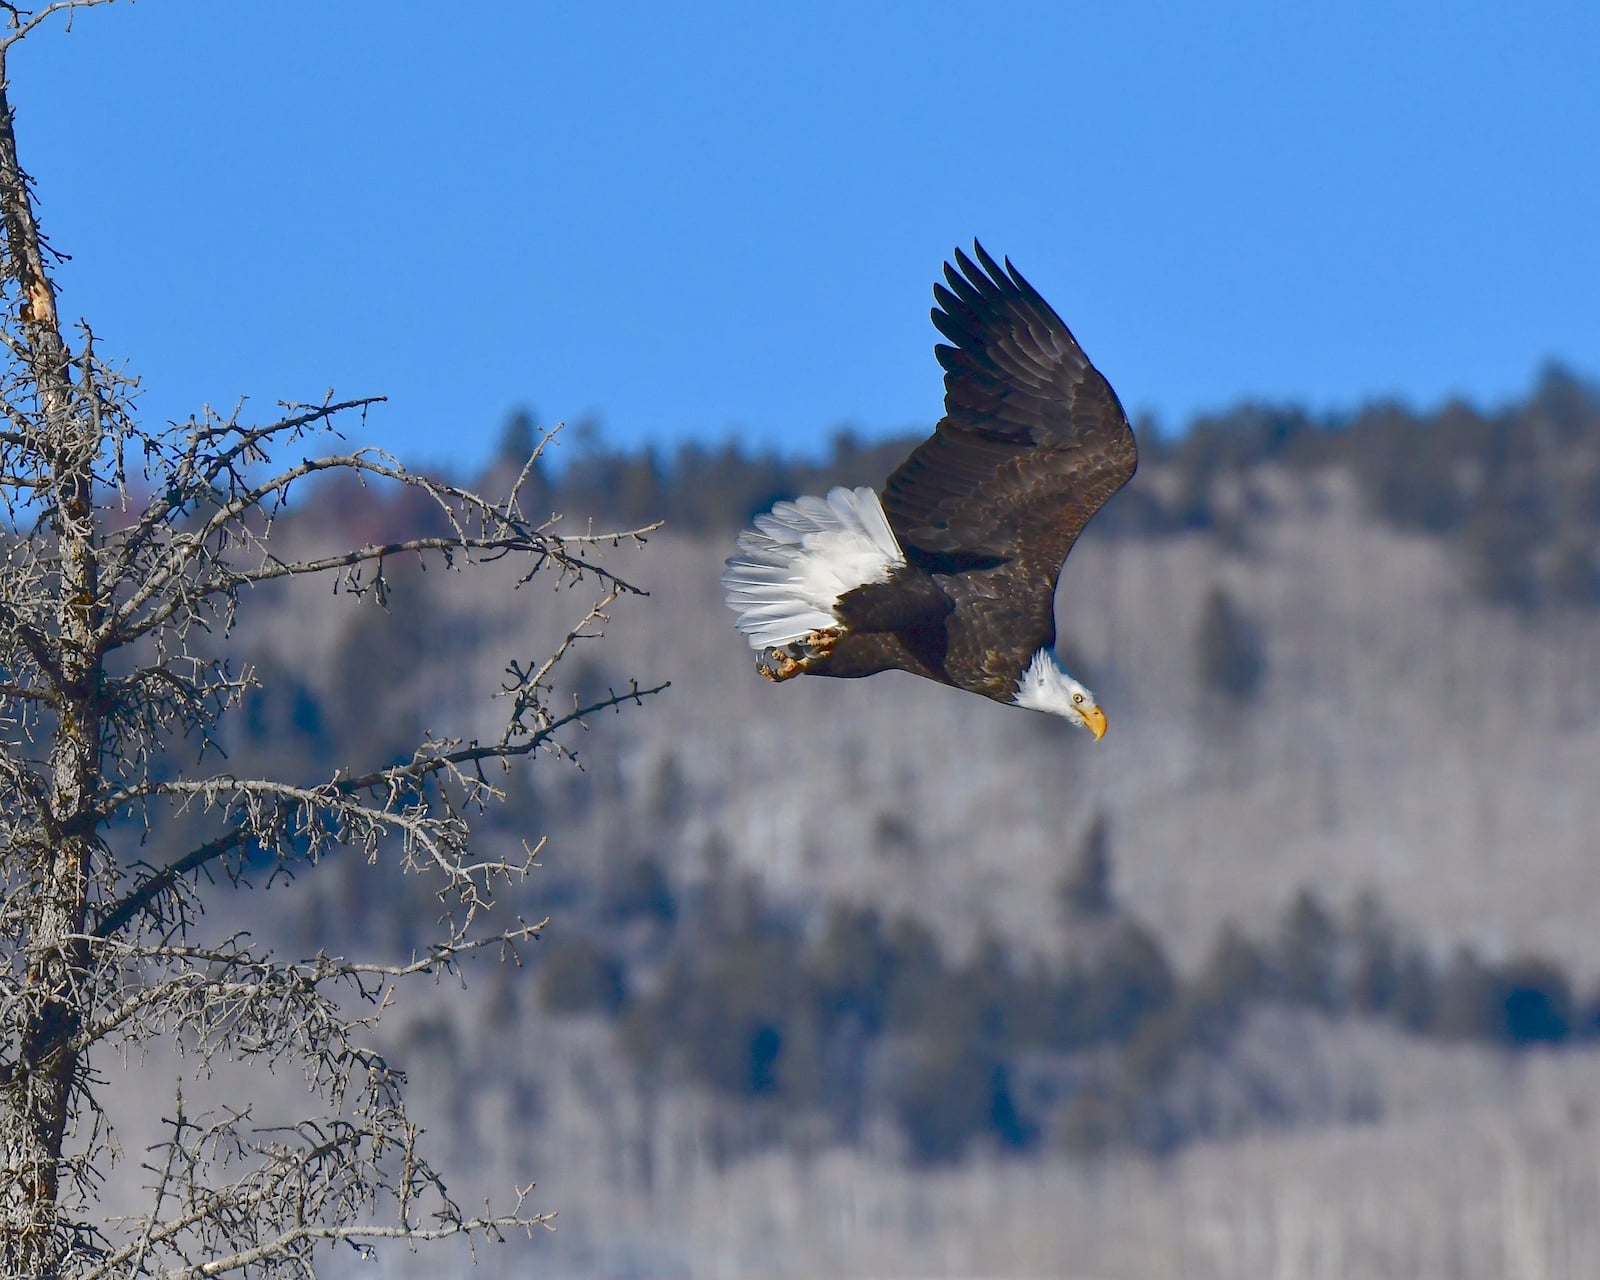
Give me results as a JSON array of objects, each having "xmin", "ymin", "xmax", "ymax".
[{"xmin": 757, "ymin": 628, "xmax": 840, "ymax": 682}]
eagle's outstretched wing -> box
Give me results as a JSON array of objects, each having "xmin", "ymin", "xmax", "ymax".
[
  {"xmin": 881, "ymin": 244, "xmax": 1137, "ymax": 629},
  {"xmin": 883, "ymin": 243, "xmax": 1132, "ymax": 579}
]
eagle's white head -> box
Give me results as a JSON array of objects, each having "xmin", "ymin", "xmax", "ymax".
[{"xmin": 1012, "ymin": 648, "xmax": 1107, "ymax": 738}]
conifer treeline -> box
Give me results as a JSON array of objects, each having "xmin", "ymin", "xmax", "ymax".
[
  {"xmin": 503, "ymin": 363, "xmax": 1600, "ymax": 610},
  {"xmin": 535, "ymin": 841, "xmax": 1592, "ymax": 1165}
]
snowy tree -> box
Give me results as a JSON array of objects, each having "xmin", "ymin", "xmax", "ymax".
[{"xmin": 0, "ymin": 6, "xmax": 661, "ymax": 1275}]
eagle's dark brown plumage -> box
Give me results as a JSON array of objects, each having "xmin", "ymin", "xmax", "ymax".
[{"xmin": 723, "ymin": 242, "xmax": 1137, "ymax": 726}]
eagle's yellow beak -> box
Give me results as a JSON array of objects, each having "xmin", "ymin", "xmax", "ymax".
[{"xmin": 1083, "ymin": 704, "xmax": 1107, "ymax": 741}]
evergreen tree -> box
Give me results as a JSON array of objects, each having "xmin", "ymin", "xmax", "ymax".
[
  {"xmin": 1276, "ymin": 890, "xmax": 1341, "ymax": 1011},
  {"xmin": 1431, "ymin": 947, "xmax": 1503, "ymax": 1041},
  {"xmin": 1077, "ymin": 920, "xmax": 1178, "ymax": 1043},
  {"xmin": 539, "ymin": 936, "xmax": 629, "ymax": 1015},
  {"xmin": 1390, "ymin": 947, "xmax": 1440, "ymax": 1033},
  {"xmin": 893, "ymin": 1035, "xmax": 997, "ymax": 1165},
  {"xmin": 1194, "ymin": 585, "xmax": 1266, "ymax": 703},
  {"xmin": 1499, "ymin": 956, "xmax": 1573, "ymax": 1044},
  {"xmin": 1059, "ymin": 812, "xmax": 1115, "ymax": 919},
  {"xmin": 1190, "ymin": 923, "xmax": 1270, "ymax": 1031},
  {"xmin": 806, "ymin": 904, "xmax": 893, "ymax": 1034},
  {"xmin": 1346, "ymin": 891, "xmax": 1402, "ymax": 1014},
  {"xmin": 600, "ymin": 854, "xmax": 679, "ymax": 926}
]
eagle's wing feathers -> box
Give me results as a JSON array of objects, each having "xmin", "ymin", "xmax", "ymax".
[{"xmin": 881, "ymin": 244, "xmax": 1137, "ymax": 661}]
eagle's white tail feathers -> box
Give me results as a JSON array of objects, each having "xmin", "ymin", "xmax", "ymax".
[{"xmin": 722, "ymin": 485, "xmax": 906, "ymax": 649}]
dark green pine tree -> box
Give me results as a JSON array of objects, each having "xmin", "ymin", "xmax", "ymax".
[
  {"xmin": 1276, "ymin": 890, "xmax": 1341, "ymax": 1011},
  {"xmin": 1194, "ymin": 584, "xmax": 1266, "ymax": 703},
  {"xmin": 1059, "ymin": 812, "xmax": 1115, "ymax": 920}
]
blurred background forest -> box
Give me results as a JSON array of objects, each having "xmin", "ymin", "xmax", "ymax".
[{"xmin": 138, "ymin": 364, "xmax": 1600, "ymax": 1278}]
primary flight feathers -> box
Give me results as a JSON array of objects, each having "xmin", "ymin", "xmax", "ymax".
[{"xmin": 723, "ymin": 242, "xmax": 1136, "ymax": 738}]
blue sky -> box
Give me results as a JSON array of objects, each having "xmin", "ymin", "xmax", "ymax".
[{"xmin": 12, "ymin": 2, "xmax": 1599, "ymax": 471}]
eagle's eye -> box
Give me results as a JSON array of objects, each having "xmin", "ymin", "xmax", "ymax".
[{"xmin": 1073, "ymin": 692, "xmax": 1084, "ymax": 704}]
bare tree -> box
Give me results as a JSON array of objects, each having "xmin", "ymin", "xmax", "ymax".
[{"xmin": 0, "ymin": 6, "xmax": 663, "ymax": 1276}]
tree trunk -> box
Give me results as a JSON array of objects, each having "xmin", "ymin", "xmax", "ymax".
[{"xmin": 0, "ymin": 63, "xmax": 102, "ymax": 1280}]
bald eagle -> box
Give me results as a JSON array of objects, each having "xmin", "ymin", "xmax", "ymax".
[{"xmin": 722, "ymin": 243, "xmax": 1137, "ymax": 737}]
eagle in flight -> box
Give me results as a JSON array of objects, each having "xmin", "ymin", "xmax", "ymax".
[{"xmin": 722, "ymin": 243, "xmax": 1137, "ymax": 738}]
